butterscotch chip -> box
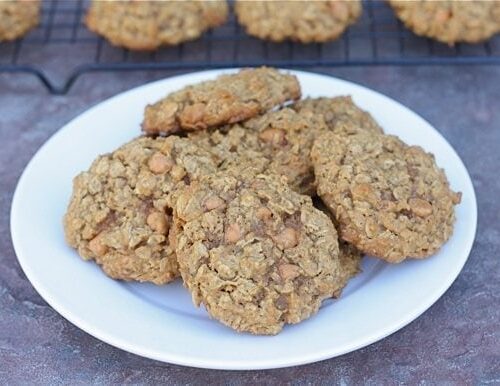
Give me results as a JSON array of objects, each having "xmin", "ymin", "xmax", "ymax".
[
  {"xmin": 172, "ymin": 171, "xmax": 342, "ymax": 335},
  {"xmin": 85, "ymin": 0, "xmax": 228, "ymax": 51},
  {"xmin": 292, "ymin": 96, "xmax": 383, "ymax": 135},
  {"xmin": 203, "ymin": 196, "xmax": 225, "ymax": 211},
  {"xmin": 311, "ymin": 131, "xmax": 461, "ymax": 263},
  {"xmin": 64, "ymin": 136, "xmax": 216, "ymax": 284},
  {"xmin": 235, "ymin": 0, "xmax": 361, "ymax": 43},
  {"xmin": 0, "ymin": 0, "xmax": 40, "ymax": 42},
  {"xmin": 388, "ymin": 0, "xmax": 500, "ymax": 46},
  {"xmin": 224, "ymin": 223, "xmax": 242, "ymax": 244},
  {"xmin": 142, "ymin": 68, "xmax": 301, "ymax": 135}
]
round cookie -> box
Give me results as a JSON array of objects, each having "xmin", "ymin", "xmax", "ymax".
[
  {"xmin": 235, "ymin": 0, "xmax": 361, "ymax": 43},
  {"xmin": 142, "ymin": 68, "xmax": 301, "ymax": 135},
  {"xmin": 388, "ymin": 0, "xmax": 500, "ymax": 46},
  {"xmin": 190, "ymin": 108, "xmax": 329, "ymax": 195},
  {"xmin": 172, "ymin": 170, "xmax": 342, "ymax": 335},
  {"xmin": 0, "ymin": 0, "xmax": 40, "ymax": 42},
  {"xmin": 64, "ymin": 136, "xmax": 216, "ymax": 284},
  {"xmin": 311, "ymin": 131, "xmax": 461, "ymax": 263},
  {"xmin": 85, "ymin": 0, "xmax": 228, "ymax": 51},
  {"xmin": 292, "ymin": 96, "xmax": 383, "ymax": 135}
]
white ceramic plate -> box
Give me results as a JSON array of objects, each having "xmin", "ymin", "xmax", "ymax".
[{"xmin": 11, "ymin": 70, "xmax": 477, "ymax": 370}]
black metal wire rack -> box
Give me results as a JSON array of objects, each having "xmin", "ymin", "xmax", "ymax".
[{"xmin": 1, "ymin": 0, "xmax": 499, "ymax": 94}]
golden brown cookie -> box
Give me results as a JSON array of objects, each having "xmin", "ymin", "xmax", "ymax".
[
  {"xmin": 311, "ymin": 131, "xmax": 461, "ymax": 263},
  {"xmin": 388, "ymin": 0, "xmax": 500, "ymax": 46},
  {"xmin": 292, "ymin": 96, "xmax": 383, "ymax": 135},
  {"xmin": 0, "ymin": 0, "xmax": 40, "ymax": 42},
  {"xmin": 172, "ymin": 170, "xmax": 342, "ymax": 335},
  {"xmin": 142, "ymin": 67, "xmax": 301, "ymax": 135},
  {"xmin": 64, "ymin": 136, "xmax": 217, "ymax": 284},
  {"xmin": 189, "ymin": 108, "xmax": 327, "ymax": 195},
  {"xmin": 235, "ymin": 0, "xmax": 361, "ymax": 43},
  {"xmin": 85, "ymin": 0, "xmax": 228, "ymax": 51}
]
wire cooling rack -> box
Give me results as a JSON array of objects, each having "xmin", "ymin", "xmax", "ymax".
[{"xmin": 1, "ymin": 0, "xmax": 499, "ymax": 94}]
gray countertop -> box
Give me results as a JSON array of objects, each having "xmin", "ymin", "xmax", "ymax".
[{"xmin": 0, "ymin": 66, "xmax": 499, "ymax": 384}]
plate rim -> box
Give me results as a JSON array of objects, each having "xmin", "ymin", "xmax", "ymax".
[{"xmin": 10, "ymin": 68, "xmax": 478, "ymax": 370}]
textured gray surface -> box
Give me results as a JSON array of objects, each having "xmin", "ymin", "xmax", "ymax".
[{"xmin": 0, "ymin": 66, "xmax": 499, "ymax": 385}]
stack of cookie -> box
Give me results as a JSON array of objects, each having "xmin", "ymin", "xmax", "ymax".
[{"xmin": 64, "ymin": 67, "xmax": 461, "ymax": 335}]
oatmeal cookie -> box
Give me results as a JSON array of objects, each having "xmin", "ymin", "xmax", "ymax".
[
  {"xmin": 235, "ymin": 0, "xmax": 361, "ymax": 43},
  {"xmin": 64, "ymin": 136, "xmax": 216, "ymax": 284},
  {"xmin": 85, "ymin": 0, "xmax": 228, "ymax": 51},
  {"xmin": 388, "ymin": 0, "xmax": 500, "ymax": 46},
  {"xmin": 0, "ymin": 0, "xmax": 40, "ymax": 42},
  {"xmin": 142, "ymin": 67, "xmax": 301, "ymax": 135},
  {"xmin": 189, "ymin": 108, "xmax": 327, "ymax": 195},
  {"xmin": 172, "ymin": 170, "xmax": 342, "ymax": 335},
  {"xmin": 311, "ymin": 131, "xmax": 461, "ymax": 263},
  {"xmin": 292, "ymin": 96, "xmax": 383, "ymax": 135},
  {"xmin": 240, "ymin": 108, "xmax": 328, "ymax": 195}
]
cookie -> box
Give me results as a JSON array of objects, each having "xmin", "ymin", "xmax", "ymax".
[
  {"xmin": 142, "ymin": 67, "xmax": 301, "ymax": 135},
  {"xmin": 0, "ymin": 0, "xmax": 40, "ymax": 42},
  {"xmin": 189, "ymin": 108, "xmax": 327, "ymax": 195},
  {"xmin": 311, "ymin": 131, "xmax": 461, "ymax": 263},
  {"xmin": 172, "ymin": 170, "xmax": 342, "ymax": 335},
  {"xmin": 85, "ymin": 0, "xmax": 228, "ymax": 51},
  {"xmin": 292, "ymin": 96, "xmax": 383, "ymax": 135},
  {"xmin": 235, "ymin": 0, "xmax": 361, "ymax": 43},
  {"xmin": 64, "ymin": 136, "xmax": 216, "ymax": 284},
  {"xmin": 241, "ymin": 108, "xmax": 328, "ymax": 195},
  {"xmin": 388, "ymin": 0, "xmax": 500, "ymax": 46}
]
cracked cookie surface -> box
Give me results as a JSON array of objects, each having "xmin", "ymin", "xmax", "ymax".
[
  {"xmin": 0, "ymin": 0, "xmax": 40, "ymax": 41},
  {"xmin": 85, "ymin": 0, "xmax": 228, "ymax": 51},
  {"xmin": 388, "ymin": 0, "xmax": 500, "ymax": 45},
  {"xmin": 312, "ymin": 131, "xmax": 461, "ymax": 263},
  {"xmin": 64, "ymin": 136, "xmax": 216, "ymax": 284},
  {"xmin": 142, "ymin": 67, "xmax": 301, "ymax": 135},
  {"xmin": 172, "ymin": 170, "xmax": 341, "ymax": 335},
  {"xmin": 235, "ymin": 0, "xmax": 361, "ymax": 43}
]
